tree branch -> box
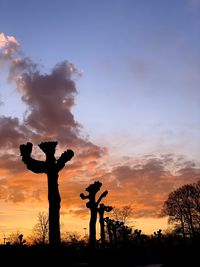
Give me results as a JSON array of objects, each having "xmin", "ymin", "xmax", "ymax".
[
  {"xmin": 97, "ymin": 190, "xmax": 108, "ymax": 206},
  {"xmin": 80, "ymin": 193, "xmax": 89, "ymax": 200},
  {"xmin": 56, "ymin": 149, "xmax": 74, "ymax": 171},
  {"xmin": 19, "ymin": 143, "xmax": 46, "ymax": 173}
]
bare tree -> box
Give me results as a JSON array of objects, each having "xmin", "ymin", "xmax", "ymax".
[
  {"xmin": 112, "ymin": 205, "xmax": 133, "ymax": 225},
  {"xmin": 33, "ymin": 212, "xmax": 49, "ymax": 244},
  {"xmin": 161, "ymin": 189, "xmax": 186, "ymax": 237},
  {"xmin": 161, "ymin": 181, "xmax": 200, "ymax": 238},
  {"xmin": 7, "ymin": 231, "xmax": 25, "ymax": 245}
]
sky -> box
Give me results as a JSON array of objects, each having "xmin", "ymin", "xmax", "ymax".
[{"xmin": 0, "ymin": 0, "xmax": 200, "ymax": 242}]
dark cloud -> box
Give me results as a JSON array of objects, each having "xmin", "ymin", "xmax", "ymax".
[
  {"xmin": 176, "ymin": 163, "xmax": 200, "ymax": 181},
  {"xmin": 0, "ymin": 116, "xmax": 30, "ymax": 150},
  {"xmin": 15, "ymin": 60, "xmax": 80, "ymax": 137},
  {"xmin": 0, "ymin": 33, "xmax": 108, "ymax": 157}
]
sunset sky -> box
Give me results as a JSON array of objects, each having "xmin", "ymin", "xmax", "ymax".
[{"xmin": 0, "ymin": 0, "xmax": 200, "ymax": 242}]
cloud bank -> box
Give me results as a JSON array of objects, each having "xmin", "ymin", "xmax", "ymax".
[{"xmin": 0, "ymin": 33, "xmax": 199, "ymax": 222}]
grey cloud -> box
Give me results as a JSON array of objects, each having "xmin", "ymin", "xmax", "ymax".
[
  {"xmin": 0, "ymin": 116, "xmax": 30, "ymax": 150},
  {"xmin": 17, "ymin": 60, "xmax": 80, "ymax": 137},
  {"xmin": 0, "ymin": 33, "xmax": 107, "ymax": 153}
]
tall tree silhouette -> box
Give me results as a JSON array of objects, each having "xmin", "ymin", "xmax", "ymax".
[
  {"xmin": 97, "ymin": 203, "xmax": 112, "ymax": 248},
  {"xmin": 33, "ymin": 212, "xmax": 49, "ymax": 244},
  {"xmin": 19, "ymin": 141, "xmax": 74, "ymax": 246},
  {"xmin": 80, "ymin": 181, "xmax": 108, "ymax": 250},
  {"xmin": 161, "ymin": 181, "xmax": 200, "ymax": 238}
]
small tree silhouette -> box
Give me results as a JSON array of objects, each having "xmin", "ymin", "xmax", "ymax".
[
  {"xmin": 104, "ymin": 217, "xmax": 113, "ymax": 246},
  {"xmin": 18, "ymin": 234, "xmax": 26, "ymax": 245},
  {"xmin": 98, "ymin": 203, "xmax": 112, "ymax": 248},
  {"xmin": 134, "ymin": 229, "xmax": 142, "ymax": 238},
  {"xmin": 120, "ymin": 224, "xmax": 132, "ymax": 245},
  {"xmin": 110, "ymin": 220, "xmax": 123, "ymax": 246},
  {"xmin": 154, "ymin": 229, "xmax": 163, "ymax": 239},
  {"xmin": 104, "ymin": 218, "xmax": 132, "ymax": 247},
  {"xmin": 80, "ymin": 181, "xmax": 108, "ymax": 250},
  {"xmin": 19, "ymin": 141, "xmax": 74, "ymax": 246},
  {"xmin": 33, "ymin": 212, "xmax": 49, "ymax": 244}
]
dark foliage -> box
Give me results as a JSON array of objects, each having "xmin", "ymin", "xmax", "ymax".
[{"xmin": 0, "ymin": 235, "xmax": 199, "ymax": 267}]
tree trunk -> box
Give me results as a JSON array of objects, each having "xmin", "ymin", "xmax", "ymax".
[
  {"xmin": 107, "ymin": 225, "xmax": 113, "ymax": 246},
  {"xmin": 99, "ymin": 216, "xmax": 105, "ymax": 248},
  {"xmin": 180, "ymin": 216, "xmax": 185, "ymax": 238},
  {"xmin": 89, "ymin": 209, "xmax": 97, "ymax": 250},
  {"xmin": 48, "ymin": 172, "xmax": 61, "ymax": 246}
]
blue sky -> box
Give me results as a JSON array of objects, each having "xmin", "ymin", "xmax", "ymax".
[
  {"xmin": 0, "ymin": 0, "xmax": 200, "ymax": 235},
  {"xmin": 1, "ymin": 0, "xmax": 199, "ymax": 160}
]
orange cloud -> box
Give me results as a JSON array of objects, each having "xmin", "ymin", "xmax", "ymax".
[{"xmin": 0, "ymin": 33, "xmax": 19, "ymax": 56}]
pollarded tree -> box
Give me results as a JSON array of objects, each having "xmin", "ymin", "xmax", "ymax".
[
  {"xmin": 80, "ymin": 181, "xmax": 108, "ymax": 250},
  {"xmin": 104, "ymin": 217, "xmax": 113, "ymax": 245},
  {"xmin": 19, "ymin": 141, "xmax": 74, "ymax": 246},
  {"xmin": 104, "ymin": 218, "xmax": 132, "ymax": 247},
  {"xmin": 97, "ymin": 203, "xmax": 113, "ymax": 248}
]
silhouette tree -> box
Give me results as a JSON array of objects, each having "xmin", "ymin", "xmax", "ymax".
[
  {"xmin": 118, "ymin": 223, "xmax": 132, "ymax": 245},
  {"xmin": 161, "ymin": 181, "xmax": 200, "ymax": 238},
  {"xmin": 104, "ymin": 217, "xmax": 113, "ymax": 246},
  {"xmin": 18, "ymin": 234, "xmax": 26, "ymax": 245},
  {"xmin": 110, "ymin": 220, "xmax": 124, "ymax": 246},
  {"xmin": 104, "ymin": 217, "xmax": 132, "ymax": 247},
  {"xmin": 3, "ymin": 233, "xmax": 7, "ymax": 245},
  {"xmin": 19, "ymin": 141, "xmax": 74, "ymax": 246},
  {"xmin": 80, "ymin": 181, "xmax": 108, "ymax": 250},
  {"xmin": 154, "ymin": 229, "xmax": 163, "ymax": 240},
  {"xmin": 97, "ymin": 203, "xmax": 112, "ymax": 248},
  {"xmin": 134, "ymin": 229, "xmax": 142, "ymax": 238},
  {"xmin": 112, "ymin": 205, "xmax": 133, "ymax": 225},
  {"xmin": 33, "ymin": 212, "xmax": 49, "ymax": 244}
]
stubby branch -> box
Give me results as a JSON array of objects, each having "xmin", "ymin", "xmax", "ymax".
[
  {"xmin": 97, "ymin": 190, "xmax": 108, "ymax": 206},
  {"xmin": 19, "ymin": 142, "xmax": 46, "ymax": 173},
  {"xmin": 56, "ymin": 149, "xmax": 74, "ymax": 171}
]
